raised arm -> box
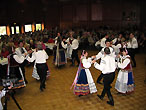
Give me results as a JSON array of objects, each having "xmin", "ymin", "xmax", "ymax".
[
  {"xmin": 94, "ymin": 59, "xmax": 105, "ymax": 71},
  {"xmin": 13, "ymin": 55, "xmax": 25, "ymax": 64}
]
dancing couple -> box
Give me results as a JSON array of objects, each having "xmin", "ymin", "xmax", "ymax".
[{"xmin": 71, "ymin": 47, "xmax": 117, "ymax": 106}]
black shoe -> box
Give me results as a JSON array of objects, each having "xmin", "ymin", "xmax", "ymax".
[
  {"xmin": 107, "ymin": 101, "xmax": 114, "ymax": 106},
  {"xmin": 97, "ymin": 81, "xmax": 103, "ymax": 85},
  {"xmin": 97, "ymin": 95, "xmax": 103, "ymax": 100},
  {"xmin": 40, "ymin": 88, "xmax": 44, "ymax": 92},
  {"xmin": 78, "ymin": 95, "xmax": 83, "ymax": 97},
  {"xmin": 25, "ymin": 80, "xmax": 28, "ymax": 84},
  {"xmin": 42, "ymin": 86, "xmax": 46, "ymax": 89}
]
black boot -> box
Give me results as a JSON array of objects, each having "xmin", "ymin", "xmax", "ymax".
[
  {"xmin": 97, "ymin": 95, "xmax": 103, "ymax": 100},
  {"xmin": 25, "ymin": 79, "xmax": 28, "ymax": 84},
  {"xmin": 107, "ymin": 96, "xmax": 114, "ymax": 106},
  {"xmin": 40, "ymin": 88, "xmax": 44, "ymax": 92},
  {"xmin": 78, "ymin": 95, "xmax": 83, "ymax": 97},
  {"xmin": 42, "ymin": 84, "xmax": 46, "ymax": 89},
  {"xmin": 40, "ymin": 85, "xmax": 44, "ymax": 92}
]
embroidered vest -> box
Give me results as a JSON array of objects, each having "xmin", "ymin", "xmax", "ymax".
[{"xmin": 122, "ymin": 57, "xmax": 132, "ymax": 72}]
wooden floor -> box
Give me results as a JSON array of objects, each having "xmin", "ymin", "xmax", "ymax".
[{"xmin": 1, "ymin": 50, "xmax": 146, "ymax": 110}]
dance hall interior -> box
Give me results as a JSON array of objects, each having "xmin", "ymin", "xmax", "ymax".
[{"xmin": 0, "ymin": 0, "xmax": 146, "ymax": 110}]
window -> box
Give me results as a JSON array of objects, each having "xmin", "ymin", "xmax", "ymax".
[
  {"xmin": 16, "ymin": 26, "xmax": 20, "ymax": 34},
  {"xmin": 0, "ymin": 26, "xmax": 7, "ymax": 35},
  {"xmin": 25, "ymin": 24, "xmax": 32, "ymax": 32},
  {"xmin": 11, "ymin": 27, "xmax": 14, "ymax": 34},
  {"xmin": 36, "ymin": 24, "xmax": 42, "ymax": 31}
]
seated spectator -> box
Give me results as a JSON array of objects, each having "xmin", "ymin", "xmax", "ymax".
[
  {"xmin": 1, "ymin": 45, "xmax": 9, "ymax": 58},
  {"xmin": 48, "ymin": 37, "xmax": 54, "ymax": 43}
]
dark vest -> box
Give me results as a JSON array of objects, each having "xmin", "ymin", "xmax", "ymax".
[{"xmin": 9, "ymin": 54, "xmax": 19, "ymax": 67}]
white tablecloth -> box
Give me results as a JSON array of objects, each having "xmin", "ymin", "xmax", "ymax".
[
  {"xmin": 44, "ymin": 43, "xmax": 55, "ymax": 50},
  {"xmin": 0, "ymin": 58, "xmax": 8, "ymax": 65}
]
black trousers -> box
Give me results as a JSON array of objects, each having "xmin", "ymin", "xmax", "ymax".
[
  {"xmin": 128, "ymin": 48, "xmax": 136, "ymax": 67},
  {"xmin": 96, "ymin": 73, "xmax": 103, "ymax": 83},
  {"xmin": 101, "ymin": 72, "xmax": 115, "ymax": 102},
  {"xmin": 36, "ymin": 63, "xmax": 47, "ymax": 89},
  {"xmin": 71, "ymin": 49, "xmax": 80, "ymax": 65}
]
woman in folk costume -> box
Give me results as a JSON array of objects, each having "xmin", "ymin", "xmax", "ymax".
[
  {"xmin": 7, "ymin": 46, "xmax": 29, "ymax": 89},
  {"xmin": 71, "ymin": 50, "xmax": 97, "ymax": 96},
  {"xmin": 53, "ymin": 33, "xmax": 67, "ymax": 67},
  {"xmin": 115, "ymin": 48, "xmax": 135, "ymax": 94}
]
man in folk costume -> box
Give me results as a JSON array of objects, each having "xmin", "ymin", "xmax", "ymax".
[
  {"xmin": 31, "ymin": 42, "xmax": 50, "ymax": 81},
  {"xmin": 115, "ymin": 48, "xmax": 135, "ymax": 94},
  {"xmin": 100, "ymin": 34, "xmax": 109, "ymax": 48},
  {"xmin": 92, "ymin": 39, "xmax": 115, "ymax": 84},
  {"xmin": 15, "ymin": 40, "xmax": 28, "ymax": 84},
  {"xmin": 64, "ymin": 34, "xmax": 73, "ymax": 59},
  {"xmin": 71, "ymin": 50, "xmax": 97, "ymax": 97},
  {"xmin": 127, "ymin": 33, "xmax": 138, "ymax": 67},
  {"xmin": 69, "ymin": 34, "xmax": 80, "ymax": 66},
  {"xmin": 27, "ymin": 44, "xmax": 49, "ymax": 92},
  {"xmin": 92, "ymin": 47, "xmax": 116, "ymax": 106}
]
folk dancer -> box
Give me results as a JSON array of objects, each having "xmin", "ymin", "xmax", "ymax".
[
  {"xmin": 31, "ymin": 43, "xmax": 50, "ymax": 80},
  {"xmin": 15, "ymin": 40, "xmax": 28, "ymax": 83},
  {"xmin": 127, "ymin": 33, "xmax": 138, "ymax": 67},
  {"xmin": 115, "ymin": 48, "xmax": 135, "ymax": 94},
  {"xmin": 27, "ymin": 44, "xmax": 49, "ymax": 92},
  {"xmin": 69, "ymin": 35, "xmax": 80, "ymax": 66},
  {"xmin": 71, "ymin": 50, "xmax": 97, "ymax": 96},
  {"xmin": 7, "ymin": 46, "xmax": 29, "ymax": 89},
  {"xmin": 92, "ymin": 47, "xmax": 116, "ymax": 106},
  {"xmin": 92, "ymin": 39, "xmax": 115, "ymax": 84},
  {"xmin": 65, "ymin": 36, "xmax": 73, "ymax": 59},
  {"xmin": 100, "ymin": 34, "xmax": 109, "ymax": 48},
  {"xmin": 53, "ymin": 33, "xmax": 67, "ymax": 67}
]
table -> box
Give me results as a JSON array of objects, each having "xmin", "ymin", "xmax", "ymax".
[
  {"xmin": 44, "ymin": 43, "xmax": 55, "ymax": 50},
  {"xmin": 0, "ymin": 58, "xmax": 8, "ymax": 65}
]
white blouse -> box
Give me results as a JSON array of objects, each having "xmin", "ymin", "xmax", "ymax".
[
  {"xmin": 118, "ymin": 55, "xmax": 130, "ymax": 69},
  {"xmin": 82, "ymin": 58, "xmax": 92, "ymax": 69}
]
